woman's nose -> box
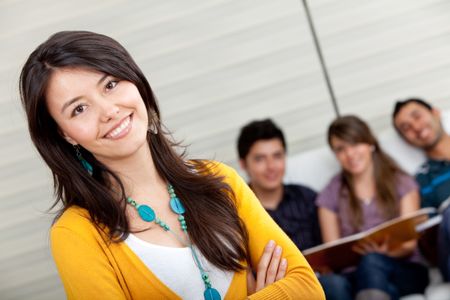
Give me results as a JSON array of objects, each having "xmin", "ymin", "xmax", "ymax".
[
  {"xmin": 99, "ymin": 99, "xmax": 120, "ymax": 122},
  {"xmin": 344, "ymin": 147, "xmax": 355, "ymax": 158}
]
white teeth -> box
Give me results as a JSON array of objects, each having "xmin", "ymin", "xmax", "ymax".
[{"xmin": 108, "ymin": 117, "xmax": 130, "ymax": 138}]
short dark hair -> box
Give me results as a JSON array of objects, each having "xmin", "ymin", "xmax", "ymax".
[
  {"xmin": 237, "ymin": 118, "xmax": 286, "ymax": 159},
  {"xmin": 392, "ymin": 98, "xmax": 433, "ymax": 120}
]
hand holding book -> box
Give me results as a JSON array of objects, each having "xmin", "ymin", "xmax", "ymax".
[
  {"xmin": 303, "ymin": 207, "xmax": 436, "ymax": 271},
  {"xmin": 352, "ymin": 236, "xmax": 390, "ymax": 256}
]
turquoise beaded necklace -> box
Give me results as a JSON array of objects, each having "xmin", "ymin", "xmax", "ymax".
[{"xmin": 127, "ymin": 184, "xmax": 221, "ymax": 300}]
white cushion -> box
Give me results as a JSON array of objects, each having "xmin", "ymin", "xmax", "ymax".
[
  {"xmin": 425, "ymin": 283, "xmax": 450, "ymax": 300},
  {"xmin": 285, "ymin": 147, "xmax": 339, "ymax": 191},
  {"xmin": 378, "ymin": 129, "xmax": 426, "ymax": 175}
]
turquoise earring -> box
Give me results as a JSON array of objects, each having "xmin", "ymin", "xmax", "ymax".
[{"xmin": 74, "ymin": 145, "xmax": 93, "ymax": 175}]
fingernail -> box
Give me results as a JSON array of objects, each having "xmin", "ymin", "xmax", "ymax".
[
  {"xmin": 267, "ymin": 240, "xmax": 275, "ymax": 248},
  {"xmin": 281, "ymin": 258, "xmax": 287, "ymax": 266},
  {"xmin": 275, "ymin": 246, "xmax": 282, "ymax": 254}
]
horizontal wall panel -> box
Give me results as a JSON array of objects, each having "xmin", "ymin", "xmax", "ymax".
[
  {"xmin": 311, "ymin": 0, "xmax": 450, "ymax": 133},
  {"xmin": 3, "ymin": 0, "xmax": 449, "ymax": 298},
  {"xmin": 0, "ymin": 0, "xmax": 334, "ymax": 298}
]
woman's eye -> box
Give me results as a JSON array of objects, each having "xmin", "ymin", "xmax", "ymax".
[
  {"xmin": 105, "ymin": 80, "xmax": 118, "ymax": 91},
  {"xmin": 72, "ymin": 104, "xmax": 87, "ymax": 116}
]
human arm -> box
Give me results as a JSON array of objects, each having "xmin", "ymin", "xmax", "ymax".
[
  {"xmin": 315, "ymin": 175, "xmax": 343, "ymax": 244},
  {"xmin": 388, "ymin": 188, "xmax": 420, "ymax": 257},
  {"xmin": 353, "ymin": 188, "xmax": 421, "ymax": 258},
  {"xmin": 219, "ymin": 163, "xmax": 325, "ymax": 300},
  {"xmin": 247, "ymin": 240, "xmax": 287, "ymax": 294},
  {"xmin": 315, "ymin": 207, "xmax": 341, "ymax": 273},
  {"xmin": 318, "ymin": 207, "xmax": 341, "ymax": 243},
  {"xmin": 50, "ymin": 210, "xmax": 128, "ymax": 300}
]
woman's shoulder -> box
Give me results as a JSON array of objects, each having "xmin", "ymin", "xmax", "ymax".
[
  {"xmin": 51, "ymin": 206, "xmax": 98, "ymax": 238},
  {"xmin": 191, "ymin": 159, "xmax": 239, "ymax": 180},
  {"xmin": 393, "ymin": 170, "xmax": 418, "ymax": 195},
  {"xmin": 320, "ymin": 173, "xmax": 343, "ymax": 193},
  {"xmin": 196, "ymin": 159, "xmax": 250, "ymax": 196},
  {"xmin": 394, "ymin": 170, "xmax": 415, "ymax": 182},
  {"xmin": 316, "ymin": 173, "xmax": 343, "ymax": 209}
]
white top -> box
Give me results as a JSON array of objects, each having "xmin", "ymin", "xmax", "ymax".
[{"xmin": 125, "ymin": 234, "xmax": 234, "ymax": 299}]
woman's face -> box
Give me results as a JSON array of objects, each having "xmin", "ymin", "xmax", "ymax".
[
  {"xmin": 45, "ymin": 67, "xmax": 149, "ymax": 164},
  {"xmin": 330, "ymin": 136, "xmax": 374, "ymax": 176}
]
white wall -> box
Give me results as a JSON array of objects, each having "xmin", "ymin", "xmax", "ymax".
[
  {"xmin": 311, "ymin": 0, "xmax": 450, "ymax": 131},
  {"xmin": 1, "ymin": 0, "xmax": 450, "ymax": 298}
]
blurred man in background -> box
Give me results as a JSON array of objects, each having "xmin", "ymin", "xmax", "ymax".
[
  {"xmin": 237, "ymin": 118, "xmax": 322, "ymax": 251},
  {"xmin": 393, "ymin": 98, "xmax": 450, "ymax": 281}
]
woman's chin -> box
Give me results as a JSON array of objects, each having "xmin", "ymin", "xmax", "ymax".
[{"xmin": 345, "ymin": 166, "xmax": 366, "ymax": 176}]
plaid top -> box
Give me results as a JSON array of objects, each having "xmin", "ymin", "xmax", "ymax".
[{"xmin": 265, "ymin": 184, "xmax": 322, "ymax": 251}]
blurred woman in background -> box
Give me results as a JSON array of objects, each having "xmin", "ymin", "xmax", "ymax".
[{"xmin": 317, "ymin": 115, "xmax": 429, "ymax": 300}]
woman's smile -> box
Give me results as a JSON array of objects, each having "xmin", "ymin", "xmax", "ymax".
[
  {"xmin": 105, "ymin": 114, "xmax": 133, "ymax": 139},
  {"xmin": 46, "ymin": 68, "xmax": 149, "ymax": 162}
]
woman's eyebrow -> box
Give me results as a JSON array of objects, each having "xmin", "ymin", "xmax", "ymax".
[
  {"xmin": 60, "ymin": 74, "xmax": 108, "ymax": 113},
  {"xmin": 61, "ymin": 96, "xmax": 82, "ymax": 113}
]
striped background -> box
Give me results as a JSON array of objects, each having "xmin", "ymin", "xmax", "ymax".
[{"xmin": 1, "ymin": 0, "xmax": 450, "ymax": 298}]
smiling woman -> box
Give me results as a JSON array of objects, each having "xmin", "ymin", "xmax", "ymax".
[
  {"xmin": 316, "ymin": 115, "xmax": 429, "ymax": 300},
  {"xmin": 19, "ymin": 31, "xmax": 324, "ymax": 300},
  {"xmin": 46, "ymin": 68, "xmax": 149, "ymax": 161}
]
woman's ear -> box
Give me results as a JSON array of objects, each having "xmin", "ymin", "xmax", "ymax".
[
  {"xmin": 63, "ymin": 134, "xmax": 77, "ymax": 145},
  {"xmin": 58, "ymin": 128, "xmax": 77, "ymax": 145}
]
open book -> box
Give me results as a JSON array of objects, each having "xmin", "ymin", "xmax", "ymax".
[
  {"xmin": 303, "ymin": 207, "xmax": 436, "ymax": 271},
  {"xmin": 415, "ymin": 197, "xmax": 450, "ymax": 265},
  {"xmin": 416, "ymin": 197, "xmax": 450, "ymax": 233}
]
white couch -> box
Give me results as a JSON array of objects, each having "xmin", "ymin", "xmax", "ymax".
[{"xmin": 285, "ymin": 111, "xmax": 450, "ymax": 300}]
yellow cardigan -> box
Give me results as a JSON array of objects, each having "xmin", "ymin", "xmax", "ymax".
[{"xmin": 51, "ymin": 162, "xmax": 324, "ymax": 300}]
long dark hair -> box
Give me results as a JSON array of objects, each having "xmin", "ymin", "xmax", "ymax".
[
  {"xmin": 19, "ymin": 31, "xmax": 248, "ymax": 271},
  {"xmin": 327, "ymin": 115, "xmax": 404, "ymax": 230}
]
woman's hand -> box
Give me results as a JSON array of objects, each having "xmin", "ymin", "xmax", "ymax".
[
  {"xmin": 247, "ymin": 240, "xmax": 288, "ymax": 294},
  {"xmin": 353, "ymin": 235, "xmax": 418, "ymax": 258},
  {"xmin": 352, "ymin": 237, "xmax": 389, "ymax": 255}
]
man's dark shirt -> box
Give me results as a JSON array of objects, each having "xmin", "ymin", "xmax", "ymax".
[
  {"xmin": 265, "ymin": 184, "xmax": 322, "ymax": 251},
  {"xmin": 416, "ymin": 159, "xmax": 450, "ymax": 209}
]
